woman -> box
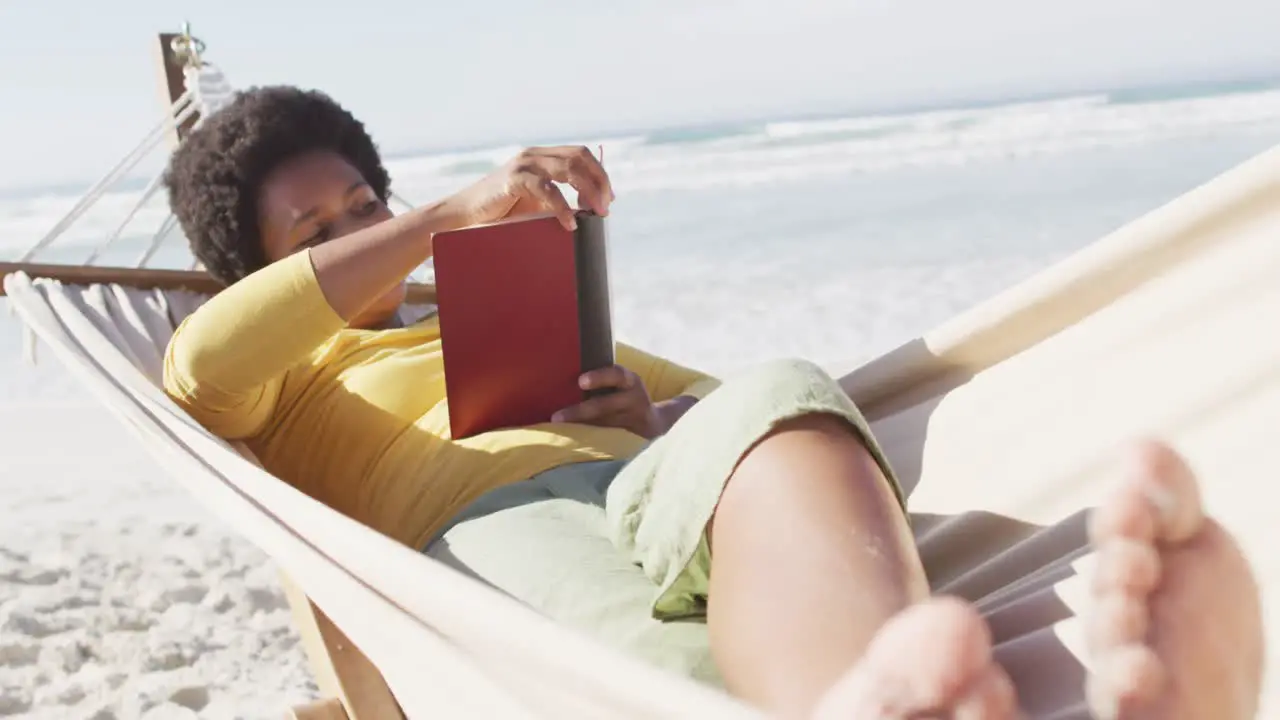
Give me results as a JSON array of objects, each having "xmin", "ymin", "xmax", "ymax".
[{"xmin": 163, "ymin": 86, "xmax": 1262, "ymax": 720}]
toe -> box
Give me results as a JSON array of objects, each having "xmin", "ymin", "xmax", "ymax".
[
  {"xmin": 861, "ymin": 597, "xmax": 993, "ymax": 711},
  {"xmin": 1086, "ymin": 644, "xmax": 1165, "ymax": 720},
  {"xmin": 1089, "ymin": 476, "xmax": 1156, "ymax": 545},
  {"xmin": 953, "ymin": 665, "xmax": 1020, "ymax": 720},
  {"xmin": 1086, "ymin": 593, "xmax": 1149, "ymax": 657},
  {"xmin": 812, "ymin": 598, "xmax": 996, "ymax": 719},
  {"xmin": 1125, "ymin": 440, "xmax": 1204, "ymax": 544},
  {"xmin": 1091, "ymin": 538, "xmax": 1161, "ymax": 597}
]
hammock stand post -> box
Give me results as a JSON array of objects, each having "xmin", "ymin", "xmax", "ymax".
[{"xmin": 154, "ymin": 29, "xmax": 200, "ymax": 146}]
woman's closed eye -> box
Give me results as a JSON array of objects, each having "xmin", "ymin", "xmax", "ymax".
[
  {"xmin": 304, "ymin": 225, "xmax": 332, "ymax": 247},
  {"xmin": 353, "ymin": 199, "xmax": 381, "ymax": 217},
  {"xmin": 303, "ymin": 204, "xmax": 378, "ymax": 245}
]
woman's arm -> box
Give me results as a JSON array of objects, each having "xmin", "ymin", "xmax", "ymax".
[
  {"xmin": 165, "ymin": 196, "xmax": 469, "ymax": 410},
  {"xmin": 164, "ymin": 145, "xmax": 613, "ymax": 436},
  {"xmin": 163, "ymin": 200, "xmax": 461, "ymax": 439},
  {"xmin": 311, "ymin": 146, "xmax": 613, "ymax": 322},
  {"xmin": 163, "ymin": 250, "xmax": 350, "ymax": 438},
  {"xmin": 307, "ymin": 195, "xmax": 460, "ymax": 321}
]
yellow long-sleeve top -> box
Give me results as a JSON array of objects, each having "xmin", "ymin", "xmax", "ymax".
[{"xmin": 163, "ymin": 251, "xmax": 719, "ymax": 548}]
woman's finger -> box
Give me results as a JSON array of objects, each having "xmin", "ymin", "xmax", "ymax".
[
  {"xmin": 551, "ymin": 387, "xmax": 643, "ymax": 424},
  {"xmin": 514, "ymin": 170, "xmax": 577, "ymax": 231},
  {"xmin": 559, "ymin": 146, "xmax": 614, "ymax": 212},
  {"xmin": 578, "ymin": 365, "xmax": 634, "ymax": 392},
  {"xmin": 522, "ymin": 146, "xmax": 611, "ymax": 215}
]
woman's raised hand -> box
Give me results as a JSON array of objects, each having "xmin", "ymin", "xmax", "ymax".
[{"xmin": 455, "ymin": 146, "xmax": 615, "ymax": 231}]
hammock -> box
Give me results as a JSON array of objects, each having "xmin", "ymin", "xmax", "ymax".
[{"xmin": 4, "ymin": 27, "xmax": 1278, "ymax": 720}]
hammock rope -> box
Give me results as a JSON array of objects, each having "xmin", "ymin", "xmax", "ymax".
[
  {"xmin": 19, "ymin": 92, "xmax": 193, "ymax": 263},
  {"xmin": 80, "ymin": 103, "xmax": 199, "ymax": 266},
  {"xmin": 79, "ymin": 60, "xmax": 233, "ymax": 268},
  {"xmin": 26, "ymin": 51, "xmax": 418, "ymax": 278},
  {"xmin": 136, "ymin": 214, "xmax": 180, "ymax": 269},
  {"xmin": 12, "ymin": 31, "xmax": 431, "ymax": 370},
  {"xmin": 13, "ymin": 36, "xmax": 228, "ymax": 365}
]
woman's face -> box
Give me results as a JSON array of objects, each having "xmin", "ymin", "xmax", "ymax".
[{"xmin": 256, "ymin": 150, "xmax": 404, "ymax": 329}]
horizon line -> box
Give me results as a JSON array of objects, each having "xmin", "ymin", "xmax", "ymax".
[{"xmin": 4, "ymin": 70, "xmax": 1278, "ymax": 199}]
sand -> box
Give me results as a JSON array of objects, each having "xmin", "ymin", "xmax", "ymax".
[{"xmin": 0, "ymin": 398, "xmax": 316, "ymax": 719}]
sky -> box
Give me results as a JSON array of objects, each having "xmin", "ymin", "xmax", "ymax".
[{"xmin": 1, "ymin": 0, "xmax": 1279, "ymax": 191}]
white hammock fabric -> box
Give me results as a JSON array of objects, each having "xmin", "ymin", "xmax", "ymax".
[{"xmin": 8, "ymin": 139, "xmax": 1280, "ymax": 717}]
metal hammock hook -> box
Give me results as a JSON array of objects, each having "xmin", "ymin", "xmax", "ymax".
[{"xmin": 170, "ymin": 21, "xmax": 206, "ymax": 69}]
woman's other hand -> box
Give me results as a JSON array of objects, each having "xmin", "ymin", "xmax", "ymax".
[
  {"xmin": 455, "ymin": 146, "xmax": 615, "ymax": 231},
  {"xmin": 551, "ymin": 365, "xmax": 663, "ymax": 439}
]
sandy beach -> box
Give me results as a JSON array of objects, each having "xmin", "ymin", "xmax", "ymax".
[{"xmin": 0, "ymin": 400, "xmax": 316, "ymax": 718}]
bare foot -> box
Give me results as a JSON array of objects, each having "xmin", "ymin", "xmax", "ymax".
[
  {"xmin": 1086, "ymin": 440, "xmax": 1264, "ymax": 720},
  {"xmin": 811, "ymin": 597, "xmax": 1020, "ymax": 719}
]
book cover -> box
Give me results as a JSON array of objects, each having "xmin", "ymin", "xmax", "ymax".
[{"xmin": 432, "ymin": 209, "xmax": 615, "ymax": 439}]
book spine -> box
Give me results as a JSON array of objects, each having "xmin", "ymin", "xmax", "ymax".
[{"xmin": 573, "ymin": 211, "xmax": 616, "ymax": 398}]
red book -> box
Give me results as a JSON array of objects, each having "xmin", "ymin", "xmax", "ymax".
[{"xmin": 432, "ymin": 210, "xmax": 615, "ymax": 439}]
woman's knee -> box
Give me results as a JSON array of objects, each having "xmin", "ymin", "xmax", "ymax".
[
  {"xmin": 741, "ymin": 412, "xmax": 875, "ymax": 477},
  {"xmin": 723, "ymin": 408, "xmax": 898, "ymax": 526}
]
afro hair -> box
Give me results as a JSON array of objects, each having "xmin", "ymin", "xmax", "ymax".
[{"xmin": 164, "ymin": 85, "xmax": 391, "ymax": 285}]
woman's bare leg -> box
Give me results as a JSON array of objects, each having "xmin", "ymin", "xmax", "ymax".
[{"xmin": 707, "ymin": 413, "xmax": 930, "ymax": 717}]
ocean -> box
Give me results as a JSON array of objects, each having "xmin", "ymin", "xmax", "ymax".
[{"xmin": 3, "ymin": 81, "xmax": 1280, "ymax": 396}]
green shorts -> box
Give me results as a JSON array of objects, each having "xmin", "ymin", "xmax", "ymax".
[{"xmin": 424, "ymin": 358, "xmax": 902, "ymax": 684}]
